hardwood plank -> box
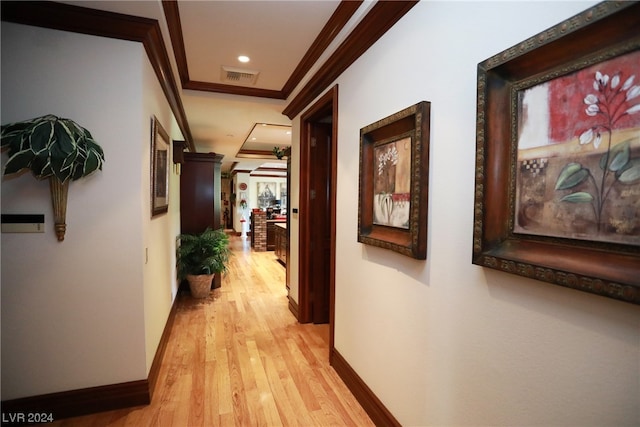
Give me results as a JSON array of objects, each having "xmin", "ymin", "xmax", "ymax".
[
  {"xmin": 215, "ymin": 348, "xmax": 233, "ymax": 416},
  {"xmin": 246, "ymin": 339, "xmax": 282, "ymax": 426},
  {"xmin": 49, "ymin": 235, "xmax": 373, "ymax": 426}
]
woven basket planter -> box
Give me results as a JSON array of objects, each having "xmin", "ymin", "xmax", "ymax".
[{"xmin": 186, "ymin": 274, "xmax": 215, "ymax": 298}]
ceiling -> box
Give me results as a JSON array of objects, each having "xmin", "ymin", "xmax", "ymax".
[
  {"xmin": 56, "ymin": 0, "xmax": 374, "ymax": 174},
  {"xmin": 4, "ymin": 1, "xmax": 418, "ymax": 174}
]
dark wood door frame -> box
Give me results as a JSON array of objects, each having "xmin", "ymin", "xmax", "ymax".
[{"xmin": 298, "ymin": 85, "xmax": 338, "ymax": 347}]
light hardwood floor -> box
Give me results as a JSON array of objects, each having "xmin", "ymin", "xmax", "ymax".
[{"xmin": 51, "ymin": 235, "xmax": 374, "ymax": 426}]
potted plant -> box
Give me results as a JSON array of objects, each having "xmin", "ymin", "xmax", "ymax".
[
  {"xmin": 1, "ymin": 114, "xmax": 105, "ymax": 241},
  {"xmin": 272, "ymin": 146, "xmax": 286, "ymax": 159},
  {"xmin": 177, "ymin": 228, "xmax": 231, "ymax": 298}
]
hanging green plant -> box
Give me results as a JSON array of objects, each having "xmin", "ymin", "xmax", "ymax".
[{"xmin": 1, "ymin": 114, "xmax": 105, "ymax": 241}]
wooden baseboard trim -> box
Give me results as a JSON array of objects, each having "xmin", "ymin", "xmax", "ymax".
[
  {"xmin": 288, "ymin": 295, "xmax": 299, "ymax": 320},
  {"xmin": 0, "ymin": 380, "xmax": 149, "ymax": 422},
  {"xmin": 1, "ymin": 294, "xmax": 181, "ymax": 422},
  {"xmin": 148, "ymin": 291, "xmax": 180, "ymax": 397},
  {"xmin": 330, "ymin": 348, "xmax": 401, "ymax": 427}
]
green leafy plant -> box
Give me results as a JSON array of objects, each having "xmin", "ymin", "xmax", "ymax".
[
  {"xmin": 272, "ymin": 146, "xmax": 286, "ymax": 159},
  {"xmin": 1, "ymin": 114, "xmax": 105, "ymax": 182},
  {"xmin": 177, "ymin": 228, "xmax": 231, "ymax": 280}
]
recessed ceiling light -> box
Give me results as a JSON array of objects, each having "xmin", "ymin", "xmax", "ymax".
[
  {"xmin": 286, "ymin": 131, "xmax": 291, "ymax": 135},
  {"xmin": 238, "ymin": 55, "xmax": 250, "ymax": 63}
]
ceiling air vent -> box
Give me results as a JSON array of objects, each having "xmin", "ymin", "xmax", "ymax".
[{"xmin": 221, "ymin": 66, "xmax": 259, "ymax": 85}]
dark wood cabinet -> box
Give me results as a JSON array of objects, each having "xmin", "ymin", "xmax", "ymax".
[
  {"xmin": 178, "ymin": 149, "xmax": 224, "ymax": 288},
  {"xmin": 180, "ymin": 151, "xmax": 223, "ymax": 234},
  {"xmin": 274, "ymin": 223, "xmax": 287, "ymax": 265},
  {"xmin": 266, "ymin": 219, "xmax": 285, "ymax": 251}
]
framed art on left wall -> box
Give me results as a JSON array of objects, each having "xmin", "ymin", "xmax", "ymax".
[{"xmin": 151, "ymin": 115, "xmax": 170, "ymax": 217}]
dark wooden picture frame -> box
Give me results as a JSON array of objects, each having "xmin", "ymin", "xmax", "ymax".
[
  {"xmin": 473, "ymin": 2, "xmax": 640, "ymax": 305},
  {"xmin": 358, "ymin": 101, "xmax": 430, "ymax": 259},
  {"xmin": 151, "ymin": 115, "xmax": 170, "ymax": 217}
]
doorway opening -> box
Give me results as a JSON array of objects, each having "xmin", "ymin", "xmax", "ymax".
[{"xmin": 298, "ymin": 85, "xmax": 338, "ymax": 351}]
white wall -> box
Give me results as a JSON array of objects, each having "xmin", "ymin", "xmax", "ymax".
[
  {"xmin": 232, "ymin": 171, "xmax": 251, "ymax": 233},
  {"xmin": 1, "ymin": 23, "xmax": 179, "ymax": 399},
  {"xmin": 291, "ymin": 2, "xmax": 639, "ymax": 426},
  {"xmin": 288, "ymin": 127, "xmax": 300, "ymax": 303},
  {"xmin": 141, "ymin": 40, "xmax": 183, "ymax": 373}
]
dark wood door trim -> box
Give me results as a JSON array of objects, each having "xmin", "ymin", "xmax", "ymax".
[{"xmin": 298, "ymin": 86, "xmax": 338, "ymax": 351}]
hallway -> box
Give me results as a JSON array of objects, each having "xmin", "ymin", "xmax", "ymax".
[{"xmin": 50, "ymin": 235, "xmax": 373, "ymax": 426}]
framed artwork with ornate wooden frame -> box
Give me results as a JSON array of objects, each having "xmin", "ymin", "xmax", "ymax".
[
  {"xmin": 473, "ymin": 2, "xmax": 640, "ymax": 304},
  {"xmin": 358, "ymin": 101, "xmax": 430, "ymax": 259},
  {"xmin": 151, "ymin": 115, "xmax": 170, "ymax": 217}
]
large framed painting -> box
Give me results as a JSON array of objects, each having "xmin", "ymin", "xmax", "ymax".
[
  {"xmin": 473, "ymin": 2, "xmax": 640, "ymax": 304},
  {"xmin": 358, "ymin": 101, "xmax": 430, "ymax": 259},
  {"xmin": 257, "ymin": 181, "xmax": 276, "ymax": 208},
  {"xmin": 151, "ymin": 115, "xmax": 170, "ymax": 217}
]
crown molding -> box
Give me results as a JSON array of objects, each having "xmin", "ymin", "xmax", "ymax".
[
  {"xmin": 183, "ymin": 81, "xmax": 285, "ymax": 100},
  {"xmin": 162, "ymin": 0, "xmax": 361, "ymax": 99},
  {"xmin": 283, "ymin": 1, "xmax": 418, "ymax": 119},
  {"xmin": 280, "ymin": 1, "xmax": 363, "ymax": 96},
  {"xmin": 0, "ymin": 1, "xmax": 195, "ymax": 152}
]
